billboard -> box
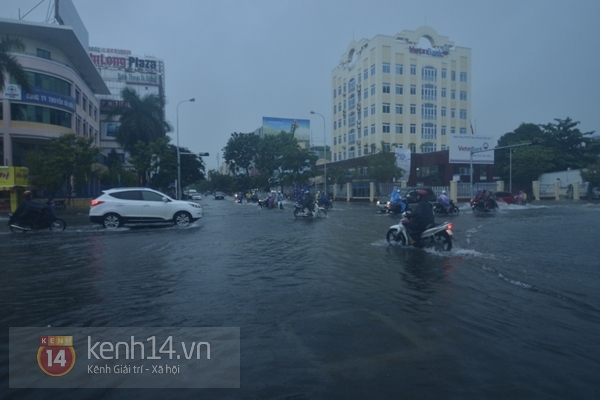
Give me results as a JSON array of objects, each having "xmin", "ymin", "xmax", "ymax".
[
  {"xmin": 448, "ymin": 134, "xmax": 495, "ymax": 164},
  {"xmin": 262, "ymin": 117, "xmax": 310, "ymax": 143},
  {"xmin": 101, "ymin": 121, "xmax": 120, "ymax": 140},
  {"xmin": 394, "ymin": 148, "xmax": 412, "ymax": 181},
  {"xmin": 55, "ymin": 0, "xmax": 89, "ymax": 50}
]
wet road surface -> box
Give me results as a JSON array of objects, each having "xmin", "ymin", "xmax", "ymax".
[{"xmin": 1, "ymin": 198, "xmax": 600, "ymax": 399}]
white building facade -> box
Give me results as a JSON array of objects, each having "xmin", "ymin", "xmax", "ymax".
[
  {"xmin": 0, "ymin": 18, "xmax": 109, "ymax": 167},
  {"xmin": 331, "ymin": 26, "xmax": 471, "ymax": 162}
]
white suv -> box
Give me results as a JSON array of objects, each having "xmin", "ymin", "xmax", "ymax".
[{"xmin": 89, "ymin": 187, "xmax": 203, "ymax": 229}]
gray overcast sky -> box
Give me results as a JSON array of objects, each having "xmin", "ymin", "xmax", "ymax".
[{"xmin": 2, "ymin": 0, "xmax": 600, "ymax": 170}]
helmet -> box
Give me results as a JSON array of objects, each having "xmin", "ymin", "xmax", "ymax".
[
  {"xmin": 441, "ymin": 190, "xmax": 446, "ymax": 195},
  {"xmin": 418, "ymin": 189, "xmax": 428, "ymax": 197},
  {"xmin": 23, "ymin": 190, "xmax": 32, "ymax": 198}
]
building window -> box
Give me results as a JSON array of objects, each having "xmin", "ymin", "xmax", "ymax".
[
  {"xmin": 382, "ymin": 103, "xmax": 390, "ymax": 113},
  {"xmin": 460, "ymin": 128, "xmax": 467, "ymax": 134},
  {"xmin": 363, "ymin": 88, "xmax": 368, "ymax": 100},
  {"xmin": 395, "ymin": 104, "xmax": 403, "ymax": 114},
  {"xmin": 82, "ymin": 96, "xmax": 88, "ymax": 113},
  {"xmin": 451, "ymin": 108, "xmax": 456, "ymax": 118},
  {"xmin": 349, "ymin": 112, "xmax": 356, "ymax": 126},
  {"xmin": 371, "ymin": 104, "xmax": 376, "ymax": 115},
  {"xmin": 36, "ymin": 48, "xmax": 51, "ymax": 60},
  {"xmin": 382, "ymin": 123, "xmax": 390, "ymax": 133},
  {"xmin": 441, "ymin": 107, "xmax": 447, "ymax": 117},
  {"xmin": 441, "ymin": 126, "xmax": 447, "ymax": 135},
  {"xmin": 441, "ymin": 87, "xmax": 447, "ymax": 98},
  {"xmin": 334, "ymin": 121, "xmax": 337, "ymax": 130},
  {"xmin": 363, "ymin": 108, "xmax": 368, "ymax": 118},
  {"xmin": 358, "ymin": 71, "xmax": 362, "ymax": 83},
  {"xmin": 382, "ymin": 62, "xmax": 390, "ymax": 73},
  {"xmin": 422, "ymin": 103, "xmax": 436, "ymax": 120},
  {"xmin": 348, "ymin": 79, "xmax": 356, "ymax": 92},
  {"xmin": 382, "ymin": 83, "xmax": 390, "ymax": 94},
  {"xmin": 75, "ymin": 89, "xmax": 81, "ymax": 105},
  {"xmin": 333, "ymin": 89, "xmax": 337, "ymax": 99},
  {"xmin": 371, "ymin": 124, "xmax": 376, "ymax": 135},
  {"xmin": 370, "ymin": 85, "xmax": 375, "ymax": 95},
  {"xmin": 338, "ymin": 86, "xmax": 342, "ymax": 95},
  {"xmin": 410, "ymin": 64, "xmax": 416, "ymax": 75},
  {"xmin": 11, "ymin": 103, "xmax": 71, "ymax": 128},
  {"xmin": 421, "ymin": 123, "xmax": 437, "ymax": 140},
  {"xmin": 451, "ymin": 89, "xmax": 456, "ymax": 100},
  {"xmin": 358, "ymin": 147, "xmax": 362, "ymax": 157},
  {"xmin": 395, "ymin": 124, "xmax": 403, "ymax": 134},
  {"xmin": 460, "ymin": 91, "xmax": 467, "ymax": 101},
  {"xmin": 410, "ymin": 104, "xmax": 416, "ymax": 114},
  {"xmin": 421, "ymin": 142, "xmax": 436, "ymax": 153},
  {"xmin": 451, "ymin": 127, "xmax": 456, "ymax": 134},
  {"xmin": 343, "ymin": 83, "xmax": 346, "ymax": 94},
  {"xmin": 349, "ymin": 94, "xmax": 356, "ymax": 109},
  {"xmin": 395, "ymin": 64, "xmax": 403, "ymax": 75},
  {"xmin": 395, "ymin": 84, "xmax": 403, "ymax": 95},
  {"xmin": 422, "ymin": 84, "xmax": 436, "ymax": 101},
  {"xmin": 348, "ymin": 147, "xmax": 355, "ymax": 158},
  {"xmin": 451, "ymin": 71, "xmax": 456, "ymax": 81},
  {"xmin": 460, "ymin": 72, "xmax": 467, "ymax": 82},
  {"xmin": 422, "ymin": 66, "xmax": 437, "ymax": 82},
  {"xmin": 410, "ymin": 124, "xmax": 416, "ymax": 134},
  {"xmin": 23, "ymin": 71, "xmax": 71, "ymax": 96},
  {"xmin": 371, "ymin": 64, "xmax": 376, "ymax": 76},
  {"xmin": 364, "ymin": 126, "xmax": 368, "ymax": 137},
  {"xmin": 460, "ymin": 109, "xmax": 467, "ymax": 119},
  {"xmin": 363, "ymin": 70, "xmax": 368, "ymax": 80},
  {"xmin": 348, "ymin": 129, "xmax": 356, "ymax": 144},
  {"xmin": 441, "ymin": 68, "xmax": 447, "ymax": 79},
  {"xmin": 410, "ymin": 85, "xmax": 416, "ymax": 95}
]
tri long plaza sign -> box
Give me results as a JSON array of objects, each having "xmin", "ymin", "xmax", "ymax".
[{"xmin": 448, "ymin": 134, "xmax": 495, "ymax": 164}]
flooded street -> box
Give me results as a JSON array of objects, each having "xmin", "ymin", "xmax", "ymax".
[{"xmin": 2, "ymin": 198, "xmax": 600, "ymax": 399}]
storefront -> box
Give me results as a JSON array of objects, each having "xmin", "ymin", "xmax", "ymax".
[{"xmin": 0, "ymin": 167, "xmax": 30, "ymax": 212}]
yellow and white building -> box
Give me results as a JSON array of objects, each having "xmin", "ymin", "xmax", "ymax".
[{"xmin": 331, "ymin": 26, "xmax": 471, "ymax": 162}]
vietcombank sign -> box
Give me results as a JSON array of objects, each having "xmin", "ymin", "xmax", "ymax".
[{"xmin": 448, "ymin": 135, "xmax": 495, "ymax": 164}]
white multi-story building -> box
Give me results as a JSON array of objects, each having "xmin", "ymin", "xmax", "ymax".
[
  {"xmin": 331, "ymin": 26, "xmax": 471, "ymax": 162},
  {"xmin": 88, "ymin": 47, "xmax": 165, "ymax": 164}
]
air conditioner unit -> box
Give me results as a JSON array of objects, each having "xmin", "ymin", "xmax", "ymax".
[
  {"xmin": 357, "ymin": 84, "xmax": 362, "ymax": 91},
  {"xmin": 357, "ymin": 102, "xmax": 361, "ymax": 108}
]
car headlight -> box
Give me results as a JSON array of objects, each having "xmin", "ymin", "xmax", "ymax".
[{"xmin": 188, "ymin": 203, "xmax": 202, "ymax": 209}]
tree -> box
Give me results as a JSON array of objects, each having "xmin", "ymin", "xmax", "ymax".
[
  {"xmin": 222, "ymin": 132, "xmax": 260, "ymax": 177},
  {"xmin": 98, "ymin": 150, "xmax": 137, "ymax": 187},
  {"xmin": 26, "ymin": 133, "xmax": 99, "ymax": 201},
  {"xmin": 581, "ymin": 160, "xmax": 600, "ymax": 190},
  {"xmin": 539, "ymin": 118, "xmax": 599, "ymax": 171},
  {"xmin": 109, "ymin": 87, "xmax": 172, "ymax": 155},
  {"xmin": 0, "ymin": 35, "xmax": 31, "ymax": 93},
  {"xmin": 367, "ymin": 143, "xmax": 404, "ymax": 195}
]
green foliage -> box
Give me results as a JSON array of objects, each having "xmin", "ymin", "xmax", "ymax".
[
  {"xmin": 98, "ymin": 150, "xmax": 137, "ymax": 187},
  {"xmin": 581, "ymin": 160, "xmax": 600, "ymax": 188},
  {"xmin": 367, "ymin": 143, "xmax": 404, "ymax": 183},
  {"xmin": 108, "ymin": 87, "xmax": 172, "ymax": 155},
  {"xmin": 0, "ymin": 35, "xmax": 31, "ymax": 93},
  {"xmin": 208, "ymin": 170, "xmax": 235, "ymax": 192},
  {"xmin": 222, "ymin": 132, "xmax": 260, "ymax": 177},
  {"xmin": 25, "ymin": 133, "xmax": 99, "ymax": 199},
  {"xmin": 496, "ymin": 118, "xmax": 599, "ymax": 188}
]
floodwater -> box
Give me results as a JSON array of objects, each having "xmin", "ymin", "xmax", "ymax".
[{"xmin": 1, "ymin": 197, "xmax": 600, "ymax": 399}]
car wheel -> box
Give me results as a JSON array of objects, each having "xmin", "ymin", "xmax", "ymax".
[
  {"xmin": 173, "ymin": 211, "xmax": 192, "ymax": 227},
  {"xmin": 102, "ymin": 213, "xmax": 122, "ymax": 229}
]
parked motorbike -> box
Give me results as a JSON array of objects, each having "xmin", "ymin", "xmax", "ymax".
[
  {"xmin": 293, "ymin": 201, "xmax": 327, "ymax": 218},
  {"xmin": 386, "ymin": 212, "xmax": 453, "ymax": 250},
  {"xmin": 471, "ymin": 198, "xmax": 498, "ymax": 213},
  {"xmin": 433, "ymin": 200, "xmax": 460, "ymax": 216},
  {"xmin": 8, "ymin": 209, "xmax": 66, "ymax": 233}
]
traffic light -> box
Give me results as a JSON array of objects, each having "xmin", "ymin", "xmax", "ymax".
[{"xmin": 198, "ymin": 152, "xmax": 209, "ymax": 157}]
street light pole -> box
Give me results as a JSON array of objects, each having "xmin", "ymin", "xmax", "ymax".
[
  {"xmin": 176, "ymin": 98, "xmax": 195, "ymax": 200},
  {"xmin": 310, "ymin": 111, "xmax": 327, "ymax": 194}
]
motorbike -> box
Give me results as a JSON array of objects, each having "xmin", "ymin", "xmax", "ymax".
[
  {"xmin": 317, "ymin": 198, "xmax": 333, "ymax": 209},
  {"xmin": 377, "ymin": 200, "xmax": 409, "ymax": 215},
  {"xmin": 386, "ymin": 212, "xmax": 453, "ymax": 251},
  {"xmin": 258, "ymin": 197, "xmax": 276, "ymax": 209},
  {"xmin": 293, "ymin": 201, "xmax": 327, "ymax": 218},
  {"xmin": 433, "ymin": 200, "xmax": 460, "ymax": 216},
  {"xmin": 8, "ymin": 208, "xmax": 66, "ymax": 233},
  {"xmin": 471, "ymin": 198, "xmax": 498, "ymax": 213}
]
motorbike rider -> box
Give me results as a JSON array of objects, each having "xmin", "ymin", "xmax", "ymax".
[
  {"xmin": 402, "ymin": 189, "xmax": 434, "ymax": 247},
  {"xmin": 302, "ymin": 190, "xmax": 315, "ymax": 215},
  {"xmin": 319, "ymin": 191, "xmax": 331, "ymax": 208},
  {"xmin": 276, "ymin": 191, "xmax": 284, "ymax": 209},
  {"xmin": 437, "ymin": 190, "xmax": 451, "ymax": 212}
]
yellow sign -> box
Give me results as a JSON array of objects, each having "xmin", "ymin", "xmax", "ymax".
[{"xmin": 0, "ymin": 166, "xmax": 29, "ymax": 190}]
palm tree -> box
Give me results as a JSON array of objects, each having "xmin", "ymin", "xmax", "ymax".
[
  {"xmin": 0, "ymin": 35, "xmax": 31, "ymax": 92},
  {"xmin": 109, "ymin": 87, "xmax": 172, "ymax": 154}
]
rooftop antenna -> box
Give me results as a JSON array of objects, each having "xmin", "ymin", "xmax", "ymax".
[{"xmin": 19, "ymin": 0, "xmax": 46, "ymax": 20}]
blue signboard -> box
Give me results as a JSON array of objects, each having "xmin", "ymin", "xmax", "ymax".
[{"xmin": 21, "ymin": 88, "xmax": 76, "ymax": 112}]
